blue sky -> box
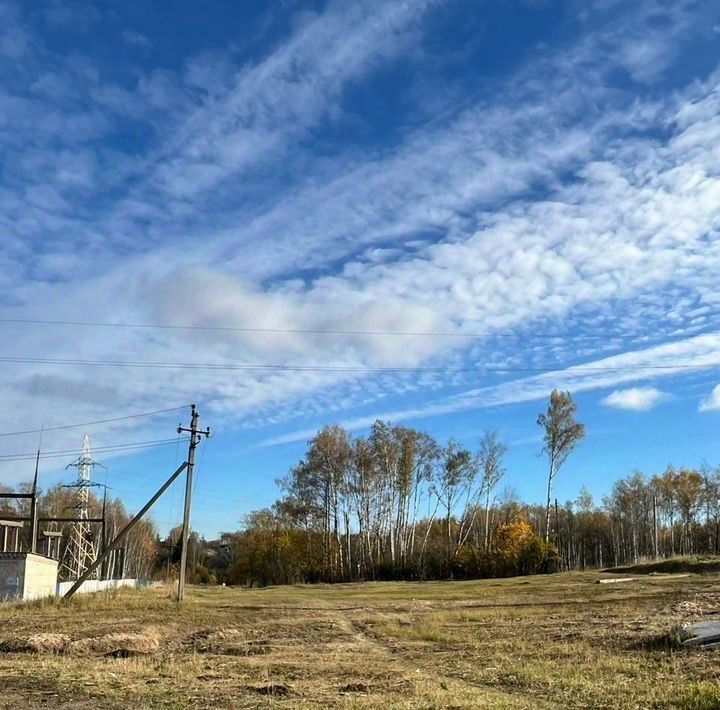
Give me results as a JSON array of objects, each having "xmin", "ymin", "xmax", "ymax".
[{"xmin": 2, "ymin": 0, "xmax": 720, "ymax": 537}]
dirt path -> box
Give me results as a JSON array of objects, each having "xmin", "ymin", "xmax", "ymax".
[{"xmin": 326, "ymin": 604, "xmax": 554, "ymax": 709}]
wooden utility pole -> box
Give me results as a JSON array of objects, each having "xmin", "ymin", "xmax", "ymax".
[
  {"xmin": 29, "ymin": 448, "xmax": 40, "ymax": 553},
  {"xmin": 652, "ymin": 492, "xmax": 659, "ymax": 560},
  {"xmin": 554, "ymin": 498, "xmax": 562, "ymax": 570},
  {"xmin": 100, "ymin": 487, "xmax": 108, "ymax": 580},
  {"xmin": 176, "ymin": 405, "xmax": 211, "ymax": 602}
]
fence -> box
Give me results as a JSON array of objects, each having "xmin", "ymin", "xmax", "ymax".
[{"xmin": 55, "ymin": 578, "xmax": 149, "ymax": 597}]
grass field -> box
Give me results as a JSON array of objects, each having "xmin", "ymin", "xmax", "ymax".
[
  {"xmin": 604, "ymin": 556, "xmax": 720, "ymax": 576},
  {"xmin": 1, "ymin": 571, "xmax": 720, "ymax": 709}
]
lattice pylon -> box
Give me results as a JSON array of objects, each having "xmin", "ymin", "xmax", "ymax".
[{"xmin": 61, "ymin": 435, "xmax": 99, "ymax": 581}]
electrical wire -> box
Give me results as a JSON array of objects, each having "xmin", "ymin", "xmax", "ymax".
[
  {"xmin": 100, "ymin": 469, "xmax": 254, "ymax": 508},
  {"xmin": 0, "ymin": 316, "xmax": 714, "ymax": 340},
  {"xmin": 0, "ymin": 405, "xmax": 190, "ymax": 438},
  {"xmin": 0, "ymin": 316, "xmax": 628, "ymax": 338},
  {"xmin": 0, "ymin": 354, "xmax": 712, "ymax": 373},
  {"xmin": 107, "ymin": 475, "xmax": 251, "ymax": 507},
  {"xmin": 0, "ymin": 437, "xmax": 190, "ymax": 462}
]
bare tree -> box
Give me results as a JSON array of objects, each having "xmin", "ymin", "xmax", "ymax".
[{"xmin": 537, "ymin": 390, "xmax": 585, "ymax": 543}]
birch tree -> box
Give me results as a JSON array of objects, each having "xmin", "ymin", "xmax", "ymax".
[
  {"xmin": 537, "ymin": 390, "xmax": 585, "ymax": 543},
  {"xmin": 478, "ymin": 431, "xmax": 507, "ymax": 550}
]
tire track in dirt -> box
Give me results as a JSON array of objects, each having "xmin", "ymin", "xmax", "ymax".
[{"xmin": 326, "ymin": 605, "xmax": 553, "ymax": 709}]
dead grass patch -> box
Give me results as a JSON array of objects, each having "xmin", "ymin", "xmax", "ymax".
[
  {"xmin": 68, "ymin": 628, "xmax": 160, "ymax": 657},
  {"xmin": 0, "ymin": 628, "xmax": 160, "ymax": 658},
  {"xmin": 0, "ymin": 633, "xmax": 71, "ymax": 654},
  {"xmin": 340, "ymin": 682, "xmax": 370, "ymax": 693},
  {"xmin": 185, "ymin": 626, "xmax": 286, "ymax": 657},
  {"xmin": 248, "ymin": 682, "xmax": 292, "ymax": 697}
]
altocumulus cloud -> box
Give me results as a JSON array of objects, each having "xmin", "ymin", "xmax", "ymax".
[
  {"xmin": 601, "ymin": 387, "xmax": 666, "ymax": 412},
  {"xmin": 3, "ymin": 0, "xmax": 720, "ymax": 482}
]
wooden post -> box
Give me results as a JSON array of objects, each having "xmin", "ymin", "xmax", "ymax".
[
  {"xmin": 100, "ymin": 488, "xmax": 108, "ymax": 580},
  {"xmin": 176, "ymin": 405, "xmax": 211, "ymax": 602},
  {"xmin": 652, "ymin": 492, "xmax": 659, "ymax": 560},
  {"xmin": 29, "ymin": 449, "xmax": 40, "ymax": 553},
  {"xmin": 554, "ymin": 498, "xmax": 562, "ymax": 570}
]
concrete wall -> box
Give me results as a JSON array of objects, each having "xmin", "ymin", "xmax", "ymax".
[
  {"xmin": 24, "ymin": 554, "xmax": 59, "ymax": 600},
  {"xmin": 56, "ymin": 578, "xmax": 147, "ymax": 597},
  {"xmin": 0, "ymin": 555, "xmax": 147, "ymax": 602},
  {"xmin": 0, "ymin": 553, "xmax": 58, "ymax": 601},
  {"xmin": 0, "ymin": 555, "xmax": 24, "ymax": 602}
]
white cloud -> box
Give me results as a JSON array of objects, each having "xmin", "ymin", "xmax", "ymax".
[
  {"xmin": 601, "ymin": 387, "xmax": 666, "ymax": 411},
  {"xmin": 699, "ymin": 384, "xmax": 720, "ymax": 412},
  {"xmin": 121, "ymin": 29, "xmax": 151, "ymax": 48},
  {"xmin": 146, "ymin": 0, "xmax": 441, "ymax": 199}
]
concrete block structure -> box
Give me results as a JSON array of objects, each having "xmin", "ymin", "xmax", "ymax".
[{"xmin": 0, "ymin": 552, "xmax": 58, "ymax": 602}]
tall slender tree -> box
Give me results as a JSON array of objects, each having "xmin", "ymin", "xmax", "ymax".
[
  {"xmin": 436, "ymin": 440, "xmax": 474, "ymax": 575},
  {"xmin": 537, "ymin": 390, "xmax": 585, "ymax": 543},
  {"xmin": 478, "ymin": 431, "xmax": 507, "ymax": 550}
]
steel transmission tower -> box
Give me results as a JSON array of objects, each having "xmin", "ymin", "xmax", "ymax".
[{"xmin": 61, "ymin": 435, "xmax": 104, "ymax": 580}]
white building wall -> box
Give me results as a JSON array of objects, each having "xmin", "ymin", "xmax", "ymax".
[
  {"xmin": 0, "ymin": 553, "xmax": 58, "ymax": 601},
  {"xmin": 23, "ymin": 554, "xmax": 59, "ymax": 600},
  {"xmin": 56, "ymin": 578, "xmax": 147, "ymax": 597}
]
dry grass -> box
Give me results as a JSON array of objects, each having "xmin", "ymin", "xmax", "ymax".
[
  {"xmin": 603, "ymin": 556, "xmax": 720, "ymax": 575},
  {"xmin": 1, "ymin": 573, "xmax": 720, "ymax": 708}
]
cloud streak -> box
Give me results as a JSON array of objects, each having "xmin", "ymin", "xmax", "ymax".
[
  {"xmin": 1, "ymin": 1, "xmax": 720, "ymax": 484},
  {"xmin": 260, "ymin": 333, "xmax": 720, "ymax": 445}
]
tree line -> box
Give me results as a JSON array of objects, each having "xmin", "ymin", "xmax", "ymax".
[
  {"xmin": 3, "ymin": 390, "xmax": 719, "ymax": 587},
  {"xmin": 210, "ymin": 390, "xmax": 720, "ymax": 586}
]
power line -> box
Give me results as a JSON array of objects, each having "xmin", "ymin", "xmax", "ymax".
[
  {"xmin": 101, "ymin": 468, "xmax": 254, "ymax": 505},
  {"xmin": 0, "ymin": 354, "xmax": 715, "ymax": 373},
  {"xmin": 0, "ymin": 438, "xmax": 190, "ymax": 462},
  {"xmin": 0, "ymin": 316, "xmax": 709, "ymax": 340},
  {"xmin": 0, "ymin": 439, "xmax": 187, "ymax": 461},
  {"xmin": 0, "ymin": 405, "xmax": 190, "ymax": 439}
]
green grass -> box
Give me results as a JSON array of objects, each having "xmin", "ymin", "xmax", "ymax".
[{"xmin": 1, "ymin": 572, "xmax": 719, "ymax": 708}]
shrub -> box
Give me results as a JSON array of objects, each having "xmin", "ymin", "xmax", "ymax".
[{"xmin": 491, "ymin": 518, "xmax": 557, "ymax": 576}]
